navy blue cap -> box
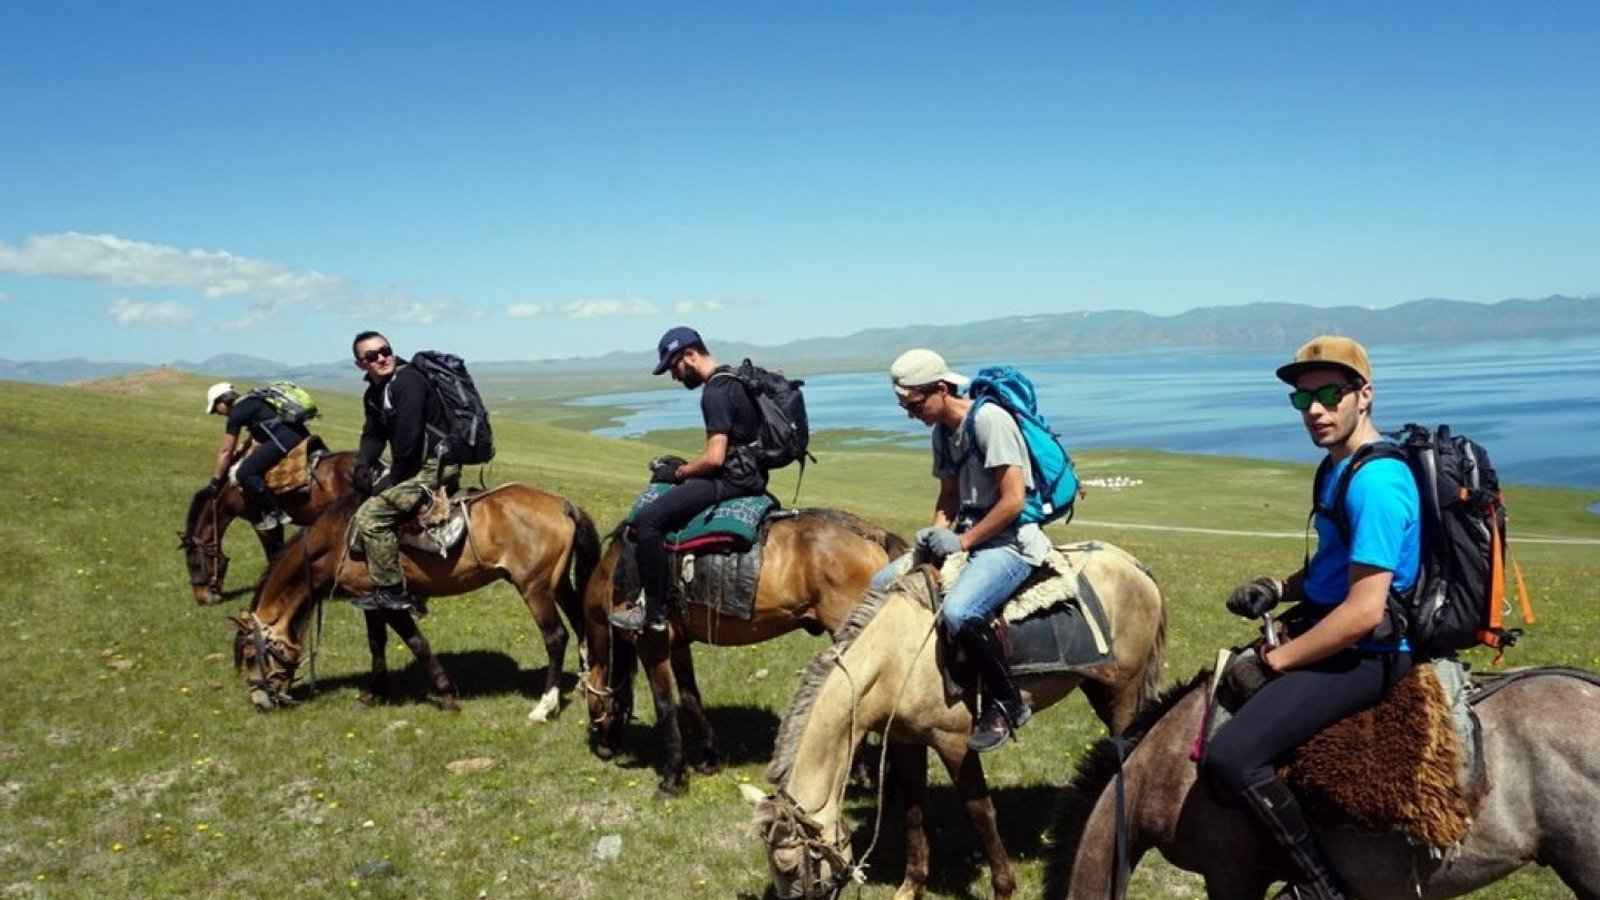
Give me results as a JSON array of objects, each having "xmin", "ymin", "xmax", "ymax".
[{"xmin": 652, "ymin": 326, "xmax": 703, "ymax": 375}]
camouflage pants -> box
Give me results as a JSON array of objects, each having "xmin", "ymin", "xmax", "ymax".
[{"xmin": 353, "ymin": 461, "xmax": 461, "ymax": 588}]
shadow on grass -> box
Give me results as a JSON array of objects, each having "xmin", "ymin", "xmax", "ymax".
[
  {"xmin": 595, "ymin": 703, "xmax": 784, "ymax": 773},
  {"xmin": 290, "ymin": 649, "xmax": 586, "ymax": 708},
  {"xmin": 832, "ymin": 781, "xmax": 1061, "ymax": 899}
]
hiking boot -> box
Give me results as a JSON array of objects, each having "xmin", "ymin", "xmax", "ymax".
[
  {"xmin": 253, "ymin": 508, "xmax": 293, "ymax": 532},
  {"xmin": 609, "ymin": 600, "xmax": 668, "ymax": 634},
  {"xmin": 969, "ymin": 699, "xmax": 1032, "ymax": 753},
  {"xmin": 352, "ymin": 585, "xmax": 418, "ymax": 613}
]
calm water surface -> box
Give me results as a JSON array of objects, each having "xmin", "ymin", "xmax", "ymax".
[{"xmin": 569, "ymin": 337, "xmax": 1600, "ymax": 491}]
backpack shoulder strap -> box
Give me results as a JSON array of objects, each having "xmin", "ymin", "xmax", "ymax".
[{"xmin": 1319, "ymin": 441, "xmax": 1406, "ymax": 543}]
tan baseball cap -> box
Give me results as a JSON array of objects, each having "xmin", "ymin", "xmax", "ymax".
[
  {"xmin": 1275, "ymin": 335, "xmax": 1372, "ymax": 385},
  {"xmin": 890, "ymin": 349, "xmax": 968, "ymax": 397}
]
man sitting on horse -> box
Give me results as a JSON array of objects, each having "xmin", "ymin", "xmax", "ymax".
[
  {"xmin": 1201, "ymin": 336, "xmax": 1420, "ymax": 900},
  {"xmin": 888, "ymin": 348, "xmax": 1047, "ymax": 753},
  {"xmin": 349, "ymin": 331, "xmax": 458, "ymax": 615},
  {"xmin": 203, "ymin": 381, "xmax": 306, "ymax": 532},
  {"xmin": 609, "ymin": 326, "xmax": 768, "ymax": 633}
]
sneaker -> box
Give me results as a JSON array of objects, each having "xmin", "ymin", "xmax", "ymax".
[
  {"xmin": 352, "ymin": 585, "xmax": 417, "ymax": 613},
  {"xmin": 609, "ymin": 600, "xmax": 669, "ymax": 634},
  {"xmin": 969, "ymin": 701, "xmax": 1032, "ymax": 754}
]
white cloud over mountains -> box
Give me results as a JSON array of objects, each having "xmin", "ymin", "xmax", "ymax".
[
  {"xmin": 108, "ymin": 298, "xmax": 194, "ymax": 328},
  {"xmin": 507, "ymin": 298, "xmax": 659, "ymax": 319}
]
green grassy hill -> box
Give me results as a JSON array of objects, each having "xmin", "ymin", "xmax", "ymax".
[{"xmin": 1, "ymin": 374, "xmax": 1595, "ymax": 898}]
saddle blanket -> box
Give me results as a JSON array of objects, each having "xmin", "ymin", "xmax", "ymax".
[
  {"xmin": 609, "ymin": 527, "xmax": 768, "ymax": 622},
  {"xmin": 928, "ymin": 541, "xmax": 1124, "ymax": 688},
  {"xmin": 347, "ymin": 487, "xmax": 490, "ymax": 560},
  {"xmin": 625, "ymin": 484, "xmax": 775, "ymax": 550}
]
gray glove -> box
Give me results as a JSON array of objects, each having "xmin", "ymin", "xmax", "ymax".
[
  {"xmin": 1221, "ymin": 645, "xmax": 1278, "ymax": 703},
  {"xmin": 1226, "ymin": 576, "xmax": 1283, "ymax": 619},
  {"xmin": 915, "ymin": 527, "xmax": 963, "ymax": 559}
]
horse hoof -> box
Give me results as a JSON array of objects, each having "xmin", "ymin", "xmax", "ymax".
[
  {"xmin": 436, "ymin": 696, "xmax": 461, "ymax": 713},
  {"xmin": 693, "ymin": 758, "xmax": 723, "ymax": 777},
  {"xmin": 656, "ymin": 779, "xmax": 687, "ymax": 798},
  {"xmin": 592, "ymin": 744, "xmax": 616, "ymax": 762},
  {"xmin": 526, "ymin": 689, "xmax": 560, "ymax": 723},
  {"xmin": 249, "ymin": 690, "xmax": 276, "ymax": 712},
  {"xmin": 356, "ymin": 691, "xmax": 381, "ymax": 708}
]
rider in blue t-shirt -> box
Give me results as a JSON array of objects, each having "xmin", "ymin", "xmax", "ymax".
[{"xmin": 1200, "ymin": 335, "xmax": 1420, "ymax": 900}]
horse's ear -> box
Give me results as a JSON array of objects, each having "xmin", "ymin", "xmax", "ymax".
[{"xmin": 738, "ymin": 783, "xmax": 769, "ymax": 806}]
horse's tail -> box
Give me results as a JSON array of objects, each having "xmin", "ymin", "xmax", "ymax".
[{"xmin": 562, "ymin": 500, "xmax": 602, "ymax": 635}]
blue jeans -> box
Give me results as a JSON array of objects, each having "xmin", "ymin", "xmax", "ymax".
[{"xmin": 938, "ymin": 544, "xmax": 1035, "ymax": 633}]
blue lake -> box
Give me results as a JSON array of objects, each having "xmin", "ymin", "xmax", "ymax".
[{"xmin": 569, "ymin": 336, "xmax": 1600, "ymax": 492}]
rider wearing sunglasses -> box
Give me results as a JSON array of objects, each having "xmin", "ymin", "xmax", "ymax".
[
  {"xmin": 348, "ymin": 331, "xmax": 456, "ymax": 615},
  {"xmin": 1201, "ymin": 335, "xmax": 1420, "ymax": 900}
]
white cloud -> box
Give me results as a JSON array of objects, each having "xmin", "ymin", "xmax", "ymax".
[
  {"xmin": 108, "ymin": 298, "xmax": 195, "ymax": 328},
  {"xmin": 673, "ymin": 299, "xmax": 728, "ymax": 315},
  {"xmin": 506, "ymin": 302, "xmax": 554, "ymax": 318},
  {"xmin": 0, "ymin": 232, "xmax": 342, "ymax": 303},
  {"xmin": 506, "ymin": 298, "xmax": 659, "ymax": 319}
]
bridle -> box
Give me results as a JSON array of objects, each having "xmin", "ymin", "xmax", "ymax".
[
  {"xmin": 238, "ymin": 613, "xmax": 300, "ymax": 707},
  {"xmin": 179, "ymin": 497, "xmax": 230, "ymax": 591},
  {"xmin": 760, "ymin": 789, "xmax": 861, "ymax": 900}
]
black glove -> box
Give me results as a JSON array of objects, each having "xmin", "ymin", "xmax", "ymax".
[
  {"xmin": 1221, "ymin": 644, "xmax": 1278, "ymax": 703},
  {"xmin": 648, "ymin": 455, "xmax": 687, "ymax": 485},
  {"xmin": 1226, "ymin": 576, "xmax": 1283, "ymax": 619},
  {"xmin": 352, "ymin": 461, "xmax": 376, "ymax": 497},
  {"xmin": 201, "ymin": 476, "xmax": 226, "ymax": 499}
]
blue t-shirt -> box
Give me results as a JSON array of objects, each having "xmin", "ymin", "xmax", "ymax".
[{"xmin": 1304, "ymin": 446, "xmax": 1421, "ymax": 650}]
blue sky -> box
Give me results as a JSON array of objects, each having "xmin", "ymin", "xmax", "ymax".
[{"xmin": 2, "ymin": 2, "xmax": 1597, "ymax": 366}]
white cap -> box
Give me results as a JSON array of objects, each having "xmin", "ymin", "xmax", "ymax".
[
  {"xmin": 890, "ymin": 349, "xmax": 968, "ymax": 397},
  {"xmin": 204, "ymin": 382, "xmax": 236, "ymax": 413}
]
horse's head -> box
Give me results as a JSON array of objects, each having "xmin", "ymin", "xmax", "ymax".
[
  {"xmin": 180, "ymin": 486, "xmax": 237, "ymax": 605},
  {"xmin": 750, "ymin": 790, "xmax": 857, "ymax": 900},
  {"xmin": 231, "ymin": 614, "xmax": 300, "ymax": 711}
]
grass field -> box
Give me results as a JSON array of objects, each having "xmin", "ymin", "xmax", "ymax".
[{"xmin": 2, "ymin": 371, "xmax": 1597, "ymax": 898}]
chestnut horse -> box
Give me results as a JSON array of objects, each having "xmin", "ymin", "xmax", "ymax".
[
  {"xmin": 233, "ymin": 484, "xmax": 600, "ymax": 720},
  {"xmin": 1045, "ymin": 667, "xmax": 1600, "ymax": 899},
  {"xmin": 751, "ymin": 542, "xmax": 1167, "ymax": 900},
  {"xmin": 178, "ymin": 447, "xmax": 357, "ymax": 605},
  {"xmin": 582, "ymin": 509, "xmax": 907, "ymax": 795}
]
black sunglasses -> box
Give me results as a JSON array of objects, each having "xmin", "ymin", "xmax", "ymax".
[
  {"xmin": 359, "ymin": 346, "xmax": 394, "ymax": 364},
  {"xmin": 1288, "ymin": 382, "xmax": 1359, "ymax": 411}
]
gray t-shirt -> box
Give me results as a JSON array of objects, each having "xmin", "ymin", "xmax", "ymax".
[{"xmin": 932, "ymin": 403, "xmax": 1052, "ymax": 565}]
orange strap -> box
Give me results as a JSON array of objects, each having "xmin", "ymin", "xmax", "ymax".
[{"xmin": 1512, "ymin": 557, "xmax": 1536, "ymax": 625}]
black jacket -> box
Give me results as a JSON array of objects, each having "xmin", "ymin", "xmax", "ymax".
[{"xmin": 358, "ymin": 361, "xmax": 444, "ymax": 484}]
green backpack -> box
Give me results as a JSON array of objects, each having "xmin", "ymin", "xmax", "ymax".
[{"xmin": 248, "ymin": 380, "xmax": 319, "ymax": 425}]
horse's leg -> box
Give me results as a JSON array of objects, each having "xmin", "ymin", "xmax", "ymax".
[
  {"xmin": 669, "ymin": 642, "xmax": 721, "ymax": 775},
  {"xmin": 384, "ymin": 608, "xmax": 460, "ymax": 712},
  {"xmin": 637, "ymin": 637, "xmax": 688, "ymax": 796},
  {"xmin": 938, "ymin": 743, "xmax": 1016, "ymax": 900},
  {"xmin": 357, "ymin": 610, "xmax": 390, "ymax": 707},
  {"xmin": 518, "ymin": 583, "xmax": 568, "ymax": 723},
  {"xmin": 889, "ymin": 741, "xmax": 931, "ymax": 900}
]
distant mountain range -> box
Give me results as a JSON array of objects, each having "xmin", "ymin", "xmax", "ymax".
[{"xmin": 5, "ymin": 294, "xmax": 1597, "ymax": 388}]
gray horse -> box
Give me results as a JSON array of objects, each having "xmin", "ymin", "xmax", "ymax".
[{"xmin": 1046, "ymin": 667, "xmax": 1600, "ymax": 899}]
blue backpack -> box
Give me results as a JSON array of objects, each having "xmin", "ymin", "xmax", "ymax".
[{"xmin": 964, "ymin": 365, "xmax": 1079, "ymax": 525}]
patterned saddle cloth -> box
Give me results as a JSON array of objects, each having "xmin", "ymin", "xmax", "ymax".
[
  {"xmin": 613, "ymin": 488, "xmax": 793, "ymax": 622},
  {"xmin": 347, "ymin": 485, "xmax": 491, "ymax": 560}
]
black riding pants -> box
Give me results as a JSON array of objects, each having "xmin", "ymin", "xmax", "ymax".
[
  {"xmin": 235, "ymin": 422, "xmax": 309, "ymax": 509},
  {"xmin": 1202, "ymin": 649, "xmax": 1412, "ymax": 798},
  {"xmin": 633, "ymin": 478, "xmax": 725, "ymax": 612}
]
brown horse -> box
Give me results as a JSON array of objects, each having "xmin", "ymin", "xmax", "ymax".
[
  {"xmin": 1045, "ymin": 667, "xmax": 1600, "ymax": 899},
  {"xmin": 233, "ymin": 484, "xmax": 600, "ymax": 720},
  {"xmin": 178, "ymin": 447, "xmax": 357, "ymax": 605},
  {"xmin": 750, "ymin": 542, "xmax": 1168, "ymax": 900},
  {"xmin": 582, "ymin": 509, "xmax": 907, "ymax": 795}
]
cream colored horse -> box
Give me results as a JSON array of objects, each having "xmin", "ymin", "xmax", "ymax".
[{"xmin": 751, "ymin": 541, "xmax": 1168, "ymax": 900}]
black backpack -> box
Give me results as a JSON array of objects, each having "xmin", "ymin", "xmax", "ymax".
[
  {"xmin": 713, "ymin": 359, "xmax": 813, "ymax": 471},
  {"xmin": 1316, "ymin": 423, "xmax": 1528, "ymax": 659},
  {"xmin": 407, "ymin": 351, "xmax": 495, "ymax": 465}
]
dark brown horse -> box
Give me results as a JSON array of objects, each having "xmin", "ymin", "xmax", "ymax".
[
  {"xmin": 234, "ymin": 484, "xmax": 600, "ymax": 719},
  {"xmin": 582, "ymin": 509, "xmax": 907, "ymax": 795},
  {"xmin": 1045, "ymin": 667, "xmax": 1600, "ymax": 899},
  {"xmin": 178, "ymin": 447, "xmax": 357, "ymax": 605}
]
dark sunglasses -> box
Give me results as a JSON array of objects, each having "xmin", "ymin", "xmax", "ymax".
[
  {"xmin": 359, "ymin": 346, "xmax": 394, "ymax": 364},
  {"xmin": 1288, "ymin": 382, "xmax": 1358, "ymax": 411},
  {"xmin": 898, "ymin": 391, "xmax": 932, "ymax": 412}
]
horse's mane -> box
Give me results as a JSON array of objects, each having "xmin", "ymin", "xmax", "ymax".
[
  {"xmin": 765, "ymin": 570, "xmax": 936, "ymax": 786},
  {"xmin": 795, "ymin": 507, "xmax": 910, "ymax": 557},
  {"xmin": 1042, "ymin": 669, "xmax": 1211, "ymax": 895}
]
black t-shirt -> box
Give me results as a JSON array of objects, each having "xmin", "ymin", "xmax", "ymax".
[
  {"xmin": 701, "ymin": 368, "xmax": 766, "ymax": 493},
  {"xmin": 224, "ymin": 396, "xmax": 283, "ymax": 442}
]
